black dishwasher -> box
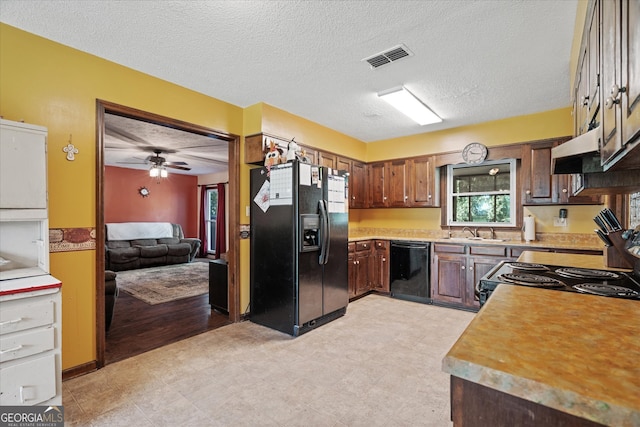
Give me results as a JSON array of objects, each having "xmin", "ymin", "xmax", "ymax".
[{"xmin": 390, "ymin": 241, "xmax": 431, "ymax": 304}]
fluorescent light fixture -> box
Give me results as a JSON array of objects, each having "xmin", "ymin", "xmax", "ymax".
[{"xmin": 378, "ymin": 86, "xmax": 442, "ymax": 126}]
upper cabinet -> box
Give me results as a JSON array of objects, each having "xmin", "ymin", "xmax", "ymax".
[
  {"xmin": 575, "ymin": 0, "xmax": 640, "ymax": 171},
  {"xmin": 522, "ymin": 139, "xmax": 602, "ymax": 205},
  {"xmin": 408, "ymin": 156, "xmax": 440, "ymax": 207}
]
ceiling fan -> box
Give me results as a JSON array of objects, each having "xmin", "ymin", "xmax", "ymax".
[{"xmin": 117, "ymin": 149, "xmax": 191, "ymax": 173}]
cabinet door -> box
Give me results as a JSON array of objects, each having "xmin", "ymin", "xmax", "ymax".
[
  {"xmin": 0, "ymin": 122, "xmax": 47, "ymax": 209},
  {"xmin": 350, "ymin": 161, "xmax": 367, "ymax": 208},
  {"xmin": 368, "ymin": 162, "xmax": 388, "ymax": 207},
  {"xmin": 348, "ymin": 252, "xmax": 357, "ymax": 298},
  {"xmin": 621, "ymin": 0, "xmax": 640, "ymax": 148},
  {"xmin": 388, "ymin": 160, "xmax": 408, "ymax": 207},
  {"xmin": 409, "ymin": 156, "xmax": 438, "ymax": 207},
  {"xmin": 587, "ymin": 1, "xmax": 600, "ymax": 123},
  {"xmin": 336, "ymin": 157, "xmax": 350, "ymax": 173},
  {"xmin": 521, "ymin": 142, "xmax": 558, "ymax": 205},
  {"xmin": 355, "ymin": 251, "xmax": 370, "ymax": 296},
  {"xmin": 318, "ymin": 152, "xmax": 337, "ymax": 169},
  {"xmin": 600, "ymin": 0, "xmax": 623, "ymax": 165},
  {"xmin": 371, "ymin": 241, "xmax": 390, "ymax": 293},
  {"xmin": 431, "ymin": 253, "xmax": 465, "ymax": 305},
  {"xmin": 468, "ymin": 257, "xmax": 505, "ymax": 309}
]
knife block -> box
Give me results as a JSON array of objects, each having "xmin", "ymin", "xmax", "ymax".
[{"xmin": 604, "ymin": 231, "xmax": 635, "ymax": 269}]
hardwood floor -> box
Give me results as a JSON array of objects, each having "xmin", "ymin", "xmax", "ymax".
[{"xmin": 105, "ymin": 290, "xmax": 232, "ymax": 365}]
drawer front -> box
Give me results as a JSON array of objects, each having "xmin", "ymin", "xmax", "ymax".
[
  {"xmin": 355, "ymin": 241, "xmax": 371, "ymax": 252},
  {"xmin": 374, "ymin": 240, "xmax": 389, "ymax": 250},
  {"xmin": 0, "ymin": 327, "xmax": 54, "ymax": 362},
  {"xmin": 348, "ymin": 242, "xmax": 355, "ymax": 253},
  {"xmin": 433, "ymin": 244, "xmax": 466, "ymax": 254},
  {"xmin": 0, "ymin": 300, "xmax": 54, "ymax": 335},
  {"xmin": 509, "ymin": 247, "xmax": 552, "ymax": 258},
  {"xmin": 0, "ymin": 353, "xmax": 56, "ymax": 405},
  {"xmin": 469, "ymin": 246, "xmax": 507, "ymax": 257}
]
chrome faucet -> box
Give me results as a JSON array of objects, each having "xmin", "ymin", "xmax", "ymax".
[
  {"xmin": 476, "ymin": 227, "xmax": 496, "ymax": 239},
  {"xmin": 462, "ymin": 226, "xmax": 477, "ymax": 238}
]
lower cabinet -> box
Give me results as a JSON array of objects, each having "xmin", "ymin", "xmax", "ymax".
[
  {"xmin": 371, "ymin": 240, "xmax": 390, "ymax": 293},
  {"xmin": 0, "ymin": 287, "xmax": 62, "ymax": 406},
  {"xmin": 348, "ymin": 240, "xmax": 390, "ymax": 299},
  {"xmin": 431, "ymin": 244, "xmax": 511, "ymax": 310}
]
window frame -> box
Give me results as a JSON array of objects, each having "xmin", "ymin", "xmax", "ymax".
[
  {"xmin": 205, "ymin": 187, "xmax": 218, "ymax": 254},
  {"xmin": 446, "ymin": 159, "xmax": 517, "ymax": 228}
]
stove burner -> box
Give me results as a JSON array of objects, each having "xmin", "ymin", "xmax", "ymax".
[
  {"xmin": 555, "ymin": 268, "xmax": 620, "ymax": 280},
  {"xmin": 506, "ymin": 262, "xmax": 550, "ymax": 271},
  {"xmin": 498, "ymin": 273, "xmax": 565, "ymax": 288},
  {"xmin": 572, "ymin": 283, "xmax": 640, "ymax": 298}
]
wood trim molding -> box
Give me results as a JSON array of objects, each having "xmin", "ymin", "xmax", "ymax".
[
  {"xmin": 95, "ymin": 99, "xmax": 241, "ymax": 369},
  {"xmin": 62, "ymin": 360, "xmax": 98, "ymax": 381}
]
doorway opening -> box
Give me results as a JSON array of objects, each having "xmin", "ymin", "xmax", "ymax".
[{"xmin": 96, "ymin": 100, "xmax": 240, "ymax": 367}]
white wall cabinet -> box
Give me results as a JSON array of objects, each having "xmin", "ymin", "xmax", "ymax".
[{"xmin": 0, "ymin": 119, "xmax": 61, "ymax": 406}]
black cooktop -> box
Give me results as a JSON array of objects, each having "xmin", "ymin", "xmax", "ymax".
[{"xmin": 478, "ymin": 261, "xmax": 640, "ymax": 304}]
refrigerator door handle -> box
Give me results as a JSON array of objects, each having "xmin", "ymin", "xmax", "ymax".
[{"xmin": 318, "ymin": 200, "xmax": 330, "ymax": 265}]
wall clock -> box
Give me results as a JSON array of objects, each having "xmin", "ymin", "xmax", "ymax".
[
  {"xmin": 138, "ymin": 187, "xmax": 150, "ymax": 197},
  {"xmin": 462, "ymin": 142, "xmax": 488, "ymax": 165}
]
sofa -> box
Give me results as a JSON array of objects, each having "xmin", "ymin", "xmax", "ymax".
[
  {"xmin": 105, "ymin": 270, "xmax": 119, "ymax": 331},
  {"xmin": 105, "ymin": 222, "xmax": 201, "ymax": 271}
]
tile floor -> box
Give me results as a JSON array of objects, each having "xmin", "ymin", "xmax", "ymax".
[{"xmin": 63, "ymin": 295, "xmax": 475, "ymax": 426}]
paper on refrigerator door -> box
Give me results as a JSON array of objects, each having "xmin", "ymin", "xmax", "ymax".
[
  {"xmin": 254, "ymin": 180, "xmax": 271, "ymax": 213},
  {"xmin": 327, "ymin": 175, "xmax": 346, "ymax": 213},
  {"xmin": 269, "ymin": 166, "xmax": 293, "ymax": 206}
]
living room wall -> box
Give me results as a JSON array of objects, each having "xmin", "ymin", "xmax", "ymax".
[{"xmin": 105, "ymin": 166, "xmax": 198, "ymax": 236}]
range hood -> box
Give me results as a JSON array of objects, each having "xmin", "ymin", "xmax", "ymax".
[
  {"xmin": 550, "ymin": 127, "xmax": 601, "ymax": 174},
  {"xmin": 551, "ymin": 127, "xmax": 640, "ymax": 195}
]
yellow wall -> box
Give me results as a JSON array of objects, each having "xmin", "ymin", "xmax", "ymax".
[
  {"xmin": 1, "ymin": 24, "xmax": 244, "ymax": 370},
  {"xmin": 1, "ymin": 21, "xmax": 599, "ymax": 373},
  {"xmin": 366, "ymin": 107, "xmax": 573, "ymax": 161}
]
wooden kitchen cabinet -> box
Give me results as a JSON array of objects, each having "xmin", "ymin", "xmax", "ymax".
[
  {"xmin": 348, "ymin": 240, "xmax": 372, "ymax": 298},
  {"xmin": 318, "ymin": 152, "xmax": 337, "ymax": 169},
  {"xmin": 431, "ymin": 244, "xmax": 511, "ymax": 311},
  {"xmin": 350, "ymin": 161, "xmax": 367, "ymax": 208},
  {"xmin": 522, "ymin": 140, "xmax": 601, "ymax": 205},
  {"xmin": 388, "ymin": 160, "xmax": 408, "ymax": 207},
  {"xmin": 368, "ymin": 162, "xmax": 389, "ymax": 207},
  {"xmin": 371, "ymin": 240, "xmax": 390, "ymax": 293},
  {"xmin": 574, "ymin": 0, "xmax": 640, "ymax": 171},
  {"xmin": 408, "ymin": 155, "xmax": 440, "ymax": 207}
]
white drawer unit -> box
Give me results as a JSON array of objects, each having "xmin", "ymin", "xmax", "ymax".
[
  {"xmin": 0, "ymin": 353, "xmax": 56, "ymax": 405},
  {"xmin": 0, "ymin": 287, "xmax": 61, "ymax": 406}
]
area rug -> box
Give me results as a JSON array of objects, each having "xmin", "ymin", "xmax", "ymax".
[{"xmin": 115, "ymin": 262, "xmax": 208, "ymax": 305}]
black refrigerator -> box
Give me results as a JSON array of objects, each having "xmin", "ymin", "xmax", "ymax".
[{"xmin": 250, "ymin": 160, "xmax": 349, "ymax": 336}]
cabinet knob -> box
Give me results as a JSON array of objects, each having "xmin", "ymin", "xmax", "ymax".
[
  {"xmin": 382, "ymin": 257, "xmax": 386, "ymax": 262},
  {"xmin": 404, "ymin": 196, "xmax": 408, "ymax": 200},
  {"xmin": 562, "ymin": 188, "xmax": 568, "ymax": 193},
  {"xmin": 469, "ymin": 266, "xmax": 473, "ymax": 271},
  {"xmin": 428, "ymin": 194, "xmax": 432, "ymax": 199},
  {"xmin": 610, "ymin": 84, "xmax": 627, "ymax": 98},
  {"xmin": 461, "ymin": 266, "xmax": 466, "ymax": 270},
  {"xmin": 383, "ymin": 196, "xmax": 387, "ymax": 200},
  {"xmin": 605, "ymin": 97, "xmax": 619, "ymax": 109},
  {"xmin": 580, "ymin": 95, "xmax": 589, "ymax": 105},
  {"xmin": 352, "ymin": 196, "xmax": 356, "ymax": 200},
  {"xmin": 525, "ymin": 190, "xmax": 531, "ymax": 195}
]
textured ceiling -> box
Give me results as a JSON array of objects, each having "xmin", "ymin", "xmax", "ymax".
[{"xmin": 1, "ymin": 0, "xmax": 578, "ymax": 145}]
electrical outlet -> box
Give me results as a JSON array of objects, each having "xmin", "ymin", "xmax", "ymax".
[{"xmin": 553, "ymin": 217, "xmax": 567, "ymax": 227}]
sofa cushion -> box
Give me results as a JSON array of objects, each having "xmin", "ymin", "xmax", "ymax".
[
  {"xmin": 109, "ymin": 247, "xmax": 140, "ymax": 263},
  {"xmin": 166, "ymin": 243, "xmax": 191, "ymax": 256},
  {"xmin": 137, "ymin": 244, "xmax": 168, "ymax": 258},
  {"xmin": 158, "ymin": 237, "xmax": 181, "ymax": 245},
  {"xmin": 106, "ymin": 240, "xmax": 132, "ymax": 249},
  {"xmin": 131, "ymin": 239, "xmax": 160, "ymax": 247}
]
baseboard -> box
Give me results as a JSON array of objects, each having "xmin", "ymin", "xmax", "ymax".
[{"xmin": 62, "ymin": 361, "xmax": 97, "ymax": 381}]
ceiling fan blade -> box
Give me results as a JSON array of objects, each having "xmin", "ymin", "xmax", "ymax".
[
  {"xmin": 164, "ymin": 161, "xmax": 189, "ymax": 166},
  {"xmin": 165, "ymin": 164, "xmax": 191, "ymax": 171}
]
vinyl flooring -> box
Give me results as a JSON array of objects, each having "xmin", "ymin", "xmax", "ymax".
[{"xmin": 66, "ymin": 295, "xmax": 475, "ymax": 426}]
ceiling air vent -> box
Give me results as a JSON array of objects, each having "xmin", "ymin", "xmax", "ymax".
[{"xmin": 363, "ymin": 44, "xmax": 413, "ymax": 69}]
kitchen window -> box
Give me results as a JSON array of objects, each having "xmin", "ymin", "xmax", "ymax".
[{"xmin": 446, "ymin": 159, "xmax": 516, "ymax": 227}]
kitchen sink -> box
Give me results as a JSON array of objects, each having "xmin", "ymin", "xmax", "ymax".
[{"xmin": 441, "ymin": 237, "xmax": 506, "ymax": 243}]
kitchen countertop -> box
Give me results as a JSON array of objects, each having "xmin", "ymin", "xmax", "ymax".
[
  {"xmin": 348, "ymin": 235, "xmax": 603, "ymax": 252},
  {"xmin": 442, "ymin": 251, "xmax": 640, "ymax": 426}
]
